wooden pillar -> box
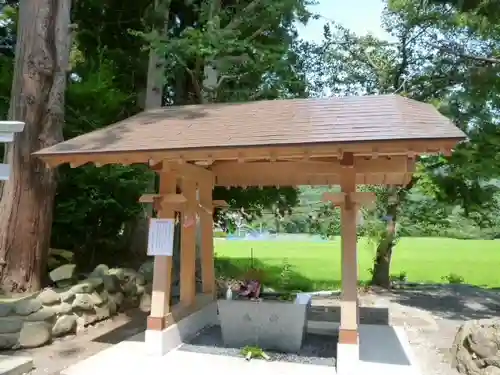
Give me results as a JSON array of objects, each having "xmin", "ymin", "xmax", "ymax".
[
  {"xmin": 180, "ymin": 177, "xmax": 197, "ymax": 307},
  {"xmin": 147, "ymin": 172, "xmax": 177, "ymax": 331},
  {"xmin": 198, "ymin": 179, "xmax": 215, "ymax": 295},
  {"xmin": 339, "ymin": 170, "xmax": 359, "ymax": 345}
]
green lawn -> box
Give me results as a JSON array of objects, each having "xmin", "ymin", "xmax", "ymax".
[{"xmin": 214, "ymin": 237, "xmax": 500, "ymax": 291}]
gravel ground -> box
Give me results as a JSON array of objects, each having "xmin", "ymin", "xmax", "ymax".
[
  {"xmin": 5, "ymin": 284, "xmax": 499, "ymax": 375},
  {"xmin": 179, "ymin": 325, "xmax": 337, "ymax": 367},
  {"xmin": 368, "ymin": 284, "xmax": 500, "ymax": 375}
]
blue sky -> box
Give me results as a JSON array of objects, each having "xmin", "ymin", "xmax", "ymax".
[{"xmin": 297, "ymin": 0, "xmax": 389, "ymax": 42}]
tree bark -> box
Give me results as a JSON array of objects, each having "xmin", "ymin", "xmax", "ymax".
[
  {"xmin": 371, "ymin": 178, "xmax": 417, "ymax": 288},
  {"xmin": 370, "ymin": 205, "xmax": 398, "ymax": 288},
  {"xmin": 128, "ymin": 0, "xmax": 169, "ymax": 262},
  {"xmin": 0, "ymin": 0, "xmax": 72, "ymax": 292}
]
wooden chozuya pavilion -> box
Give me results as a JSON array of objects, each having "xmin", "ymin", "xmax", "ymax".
[{"xmin": 34, "ymin": 94, "xmax": 465, "ymax": 373}]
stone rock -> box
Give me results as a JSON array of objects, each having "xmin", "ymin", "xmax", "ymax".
[
  {"xmin": 90, "ymin": 264, "xmax": 109, "ymax": 278},
  {"xmin": 107, "ymin": 299, "xmax": 117, "ymax": 316},
  {"xmin": 52, "ymin": 315, "xmax": 77, "ymax": 337},
  {"xmin": 37, "ymin": 288, "xmax": 61, "ymax": 306},
  {"xmin": 49, "ymin": 264, "xmax": 76, "ymax": 283},
  {"xmin": 136, "ymin": 284, "xmax": 145, "ymax": 295},
  {"xmin": 135, "ymin": 274, "xmax": 146, "ymax": 286},
  {"xmin": 19, "ymin": 322, "xmax": 51, "ymax": 348},
  {"xmin": 484, "ymin": 367, "xmax": 500, "ymax": 375},
  {"xmin": 14, "ymin": 298, "xmax": 42, "ymax": 316},
  {"xmin": 102, "ymin": 274, "xmax": 121, "ymax": 293},
  {"xmin": 25, "ymin": 306, "xmax": 56, "ymax": 322},
  {"xmin": 99, "ymin": 290, "xmax": 109, "ymax": 304},
  {"xmin": 108, "ymin": 268, "xmax": 126, "ymax": 281},
  {"xmin": 108, "ymin": 292, "xmax": 124, "ymax": 307},
  {"xmin": 60, "ymin": 289, "xmax": 76, "ymax": 303},
  {"xmin": 72, "ymin": 293, "xmax": 96, "ymax": 310},
  {"xmin": 139, "ymin": 293, "xmax": 151, "ymax": 313},
  {"xmin": 55, "ymin": 279, "xmax": 75, "ymax": 288},
  {"xmin": 94, "ymin": 305, "xmax": 111, "ymax": 321},
  {"xmin": 86, "ymin": 277, "xmax": 104, "ymax": 289},
  {"xmin": 75, "ymin": 316, "xmax": 86, "ymax": 332},
  {"xmin": 452, "ymin": 318, "xmax": 500, "ymax": 375},
  {"xmin": 122, "ymin": 268, "xmax": 138, "ymax": 281},
  {"xmin": 0, "ymin": 303, "xmax": 12, "ymax": 317},
  {"xmin": 54, "ymin": 302, "xmax": 73, "ymax": 315},
  {"xmin": 70, "ymin": 280, "xmax": 96, "ymax": 294},
  {"xmin": 138, "ymin": 261, "xmax": 154, "ymax": 284},
  {"xmin": 0, "ymin": 333, "xmax": 19, "ymax": 349},
  {"xmin": 75, "ymin": 311, "xmax": 99, "ymax": 329},
  {"xmin": 122, "ymin": 280, "xmax": 138, "ymax": 296},
  {"xmin": 0, "ymin": 317, "xmax": 23, "ymax": 334},
  {"xmin": 109, "ymin": 268, "xmax": 137, "ymax": 282},
  {"xmin": 89, "ymin": 291, "xmax": 103, "ymax": 306}
]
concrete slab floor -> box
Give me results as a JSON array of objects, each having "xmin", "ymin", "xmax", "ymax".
[
  {"xmin": 0, "ymin": 355, "xmax": 33, "ymax": 375},
  {"xmin": 61, "ymin": 324, "xmax": 422, "ymax": 375},
  {"xmin": 62, "ymin": 343, "xmax": 337, "ymax": 375}
]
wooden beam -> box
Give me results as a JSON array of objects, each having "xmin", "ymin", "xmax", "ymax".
[
  {"xmin": 338, "ymin": 170, "xmax": 359, "ymax": 344},
  {"xmin": 179, "ymin": 178, "xmax": 197, "ymax": 307},
  {"xmin": 150, "ymin": 160, "xmax": 213, "ymax": 183},
  {"xmin": 35, "ymin": 138, "xmax": 461, "ymax": 171},
  {"xmin": 322, "ymin": 192, "xmax": 376, "ymax": 208},
  {"xmin": 212, "ymin": 157, "xmax": 414, "ymax": 186},
  {"xmin": 212, "ymin": 156, "xmax": 413, "ymax": 177},
  {"xmin": 199, "ymin": 178, "xmax": 215, "ymax": 295},
  {"xmin": 148, "ymin": 172, "xmax": 177, "ymax": 329},
  {"xmin": 321, "ymin": 192, "xmax": 345, "ymax": 205},
  {"xmin": 139, "ymin": 193, "xmax": 187, "ymax": 205}
]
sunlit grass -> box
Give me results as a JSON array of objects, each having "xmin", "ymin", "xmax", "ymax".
[{"xmin": 214, "ymin": 237, "xmax": 500, "ymax": 290}]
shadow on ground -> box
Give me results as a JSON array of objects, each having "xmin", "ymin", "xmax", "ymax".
[
  {"xmin": 91, "ymin": 309, "xmax": 147, "ymax": 344},
  {"xmin": 387, "ymin": 284, "xmax": 500, "ymax": 321},
  {"xmin": 308, "ymin": 305, "xmax": 389, "ymax": 325}
]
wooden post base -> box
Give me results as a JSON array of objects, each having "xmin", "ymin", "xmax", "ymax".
[
  {"xmin": 146, "ymin": 293, "xmax": 215, "ymax": 332},
  {"xmin": 339, "ymin": 328, "xmax": 359, "ymax": 345}
]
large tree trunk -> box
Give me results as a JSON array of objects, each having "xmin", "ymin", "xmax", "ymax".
[
  {"xmin": 0, "ymin": 0, "xmax": 72, "ymax": 292},
  {"xmin": 128, "ymin": 0, "xmax": 169, "ymax": 262},
  {"xmin": 370, "ymin": 205, "xmax": 398, "ymax": 288},
  {"xmin": 371, "ymin": 179, "xmax": 416, "ymax": 288}
]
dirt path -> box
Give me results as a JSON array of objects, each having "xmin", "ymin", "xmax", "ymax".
[
  {"xmin": 8, "ymin": 310, "xmax": 147, "ymax": 375},
  {"xmin": 5, "ymin": 284, "xmax": 499, "ymax": 375}
]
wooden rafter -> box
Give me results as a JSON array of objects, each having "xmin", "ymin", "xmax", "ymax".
[{"xmin": 37, "ymin": 138, "xmax": 459, "ymax": 170}]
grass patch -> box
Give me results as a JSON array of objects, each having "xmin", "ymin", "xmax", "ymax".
[{"xmin": 214, "ymin": 237, "xmax": 500, "ymax": 291}]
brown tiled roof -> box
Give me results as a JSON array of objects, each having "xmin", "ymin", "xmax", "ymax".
[{"xmin": 34, "ymin": 94, "xmax": 465, "ymax": 157}]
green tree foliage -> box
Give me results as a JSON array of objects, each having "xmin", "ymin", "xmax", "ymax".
[
  {"xmin": 298, "ymin": 0, "xmax": 500, "ymax": 286},
  {"xmin": 0, "ymin": 0, "xmax": 311, "ymax": 275}
]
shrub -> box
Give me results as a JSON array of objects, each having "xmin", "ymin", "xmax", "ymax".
[
  {"xmin": 442, "ymin": 273, "xmax": 465, "ymax": 284},
  {"xmin": 213, "ymin": 231, "xmax": 228, "ymax": 238}
]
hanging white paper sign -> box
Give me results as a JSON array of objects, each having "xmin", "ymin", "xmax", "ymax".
[{"xmin": 147, "ymin": 218, "xmax": 175, "ymax": 256}]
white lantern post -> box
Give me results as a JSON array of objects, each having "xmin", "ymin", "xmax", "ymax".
[{"xmin": 0, "ymin": 121, "xmax": 25, "ymax": 181}]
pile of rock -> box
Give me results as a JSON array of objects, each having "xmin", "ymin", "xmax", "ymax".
[
  {"xmin": 452, "ymin": 318, "xmax": 500, "ymax": 375},
  {"xmin": 0, "ymin": 264, "xmax": 152, "ymax": 349}
]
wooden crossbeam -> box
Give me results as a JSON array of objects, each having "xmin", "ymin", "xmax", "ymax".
[
  {"xmin": 211, "ymin": 156, "xmax": 414, "ymax": 187},
  {"xmin": 150, "ymin": 160, "xmax": 213, "ymax": 183},
  {"xmin": 139, "ymin": 193, "xmax": 187, "ymax": 204},
  {"xmin": 322, "ymin": 191, "xmax": 376, "ymax": 208}
]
